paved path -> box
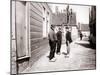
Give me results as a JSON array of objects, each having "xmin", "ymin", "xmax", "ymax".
[{"xmin": 22, "ymin": 37, "xmax": 96, "ymax": 73}]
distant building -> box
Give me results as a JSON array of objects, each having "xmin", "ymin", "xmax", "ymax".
[
  {"xmin": 80, "ymin": 24, "xmax": 90, "ymax": 37},
  {"xmin": 52, "ymin": 13, "xmax": 67, "ymax": 25},
  {"xmin": 80, "ymin": 24, "xmax": 90, "ymax": 31},
  {"xmin": 51, "ymin": 6, "xmax": 78, "ymax": 40},
  {"xmin": 69, "ymin": 11, "xmax": 77, "ymax": 25}
]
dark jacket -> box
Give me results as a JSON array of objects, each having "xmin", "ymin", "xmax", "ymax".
[
  {"xmin": 56, "ymin": 31, "xmax": 62, "ymax": 41},
  {"xmin": 66, "ymin": 31, "xmax": 72, "ymax": 43}
]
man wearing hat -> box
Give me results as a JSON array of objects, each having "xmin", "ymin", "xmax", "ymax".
[{"xmin": 48, "ymin": 25, "xmax": 57, "ymax": 62}]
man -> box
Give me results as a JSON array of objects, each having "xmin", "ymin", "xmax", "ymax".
[
  {"xmin": 80, "ymin": 32, "xmax": 83, "ymax": 40},
  {"xmin": 64, "ymin": 27, "xmax": 72, "ymax": 57},
  {"xmin": 48, "ymin": 25, "xmax": 57, "ymax": 62},
  {"xmin": 56, "ymin": 28, "xmax": 62, "ymax": 55}
]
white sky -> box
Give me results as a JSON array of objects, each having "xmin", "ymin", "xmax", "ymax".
[{"xmin": 49, "ymin": 3, "xmax": 91, "ymax": 24}]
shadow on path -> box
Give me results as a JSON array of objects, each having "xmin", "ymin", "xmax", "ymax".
[
  {"xmin": 75, "ymin": 42, "xmax": 90, "ymax": 48},
  {"xmin": 75, "ymin": 41, "xmax": 96, "ymax": 49}
]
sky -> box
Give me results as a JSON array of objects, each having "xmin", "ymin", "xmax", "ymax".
[{"xmin": 48, "ymin": 3, "xmax": 91, "ymax": 24}]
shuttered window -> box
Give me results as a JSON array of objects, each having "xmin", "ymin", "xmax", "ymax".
[{"xmin": 15, "ymin": 1, "xmax": 30, "ymax": 59}]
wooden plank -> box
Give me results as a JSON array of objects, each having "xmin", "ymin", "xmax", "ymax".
[
  {"xmin": 30, "ymin": 10, "xmax": 43, "ymax": 22},
  {"xmin": 30, "ymin": 17, "xmax": 43, "ymax": 27},
  {"xmin": 37, "ymin": 3, "xmax": 43, "ymax": 9},
  {"xmin": 30, "ymin": 2, "xmax": 43, "ymax": 14},
  {"xmin": 30, "ymin": 32, "xmax": 42, "ymax": 39},
  {"xmin": 30, "ymin": 15, "xmax": 42, "ymax": 23},
  {"xmin": 30, "ymin": 3, "xmax": 42, "ymax": 16},
  {"xmin": 31, "ymin": 38, "xmax": 43, "ymax": 45},
  {"xmin": 31, "ymin": 38, "xmax": 48, "ymax": 51},
  {"xmin": 18, "ymin": 56, "xmax": 30, "ymax": 60},
  {"xmin": 29, "ymin": 40, "xmax": 48, "ymax": 67},
  {"xmin": 30, "ymin": 8, "xmax": 43, "ymax": 19},
  {"xmin": 31, "ymin": 43, "xmax": 40, "ymax": 51},
  {"xmin": 30, "ymin": 5, "xmax": 43, "ymax": 18},
  {"xmin": 30, "ymin": 25, "xmax": 42, "ymax": 32}
]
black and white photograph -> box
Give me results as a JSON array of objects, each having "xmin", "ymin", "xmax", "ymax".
[{"xmin": 11, "ymin": 0, "xmax": 96, "ymax": 74}]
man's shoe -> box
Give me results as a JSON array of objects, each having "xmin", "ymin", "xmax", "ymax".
[
  {"xmin": 57, "ymin": 52, "xmax": 61, "ymax": 55},
  {"xmin": 65, "ymin": 55, "xmax": 69, "ymax": 58},
  {"xmin": 49, "ymin": 58, "xmax": 56, "ymax": 62},
  {"xmin": 62, "ymin": 52, "xmax": 67, "ymax": 55}
]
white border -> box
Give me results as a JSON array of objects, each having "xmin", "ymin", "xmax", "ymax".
[{"xmin": 0, "ymin": 0, "xmax": 99, "ymax": 75}]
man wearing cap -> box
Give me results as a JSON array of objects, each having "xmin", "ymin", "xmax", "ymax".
[{"xmin": 48, "ymin": 25, "xmax": 57, "ymax": 62}]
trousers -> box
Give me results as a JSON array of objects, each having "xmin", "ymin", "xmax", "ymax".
[
  {"xmin": 56, "ymin": 40, "xmax": 62, "ymax": 53},
  {"xmin": 49, "ymin": 40, "xmax": 56, "ymax": 60},
  {"xmin": 66, "ymin": 41, "xmax": 70, "ymax": 55}
]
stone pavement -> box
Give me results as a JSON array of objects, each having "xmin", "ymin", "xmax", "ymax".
[{"xmin": 22, "ymin": 37, "xmax": 96, "ymax": 73}]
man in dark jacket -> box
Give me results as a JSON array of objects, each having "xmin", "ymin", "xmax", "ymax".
[
  {"xmin": 66, "ymin": 27, "xmax": 72, "ymax": 45},
  {"xmin": 48, "ymin": 25, "xmax": 57, "ymax": 62},
  {"xmin": 56, "ymin": 28, "xmax": 62, "ymax": 55},
  {"xmin": 64, "ymin": 27, "xmax": 72, "ymax": 57}
]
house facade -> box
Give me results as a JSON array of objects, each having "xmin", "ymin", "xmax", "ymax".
[
  {"xmin": 79, "ymin": 24, "xmax": 90, "ymax": 37},
  {"xmin": 11, "ymin": 1, "xmax": 52, "ymax": 74}
]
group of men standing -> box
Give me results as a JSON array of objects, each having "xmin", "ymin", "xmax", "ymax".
[{"xmin": 48, "ymin": 25, "xmax": 72, "ymax": 62}]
